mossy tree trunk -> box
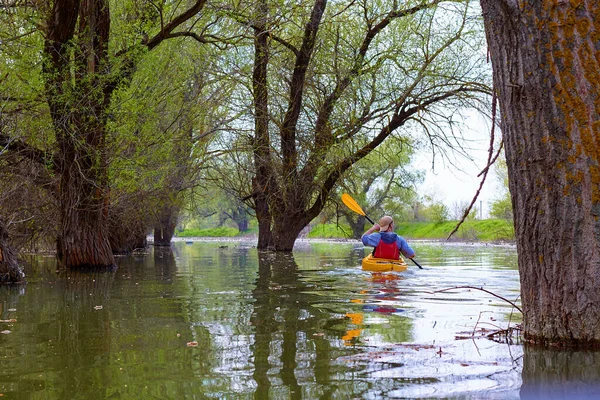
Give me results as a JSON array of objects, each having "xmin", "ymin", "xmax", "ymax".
[{"xmin": 481, "ymin": 1, "xmax": 600, "ymax": 346}]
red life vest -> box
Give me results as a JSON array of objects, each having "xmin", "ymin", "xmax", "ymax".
[{"xmin": 373, "ymin": 238, "xmax": 400, "ymax": 260}]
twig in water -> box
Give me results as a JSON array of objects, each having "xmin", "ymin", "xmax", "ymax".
[{"xmin": 431, "ymin": 285, "xmax": 522, "ymax": 314}]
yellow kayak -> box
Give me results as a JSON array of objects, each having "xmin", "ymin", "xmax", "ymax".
[{"xmin": 361, "ymin": 254, "xmax": 408, "ymax": 272}]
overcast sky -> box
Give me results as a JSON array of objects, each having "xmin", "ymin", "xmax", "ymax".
[{"xmin": 412, "ymin": 111, "xmax": 500, "ymax": 218}]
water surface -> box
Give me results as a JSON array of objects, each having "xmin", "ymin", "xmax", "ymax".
[{"xmin": 0, "ymin": 239, "xmax": 589, "ymax": 399}]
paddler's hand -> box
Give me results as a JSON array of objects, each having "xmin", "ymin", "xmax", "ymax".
[{"xmin": 362, "ymin": 223, "xmax": 380, "ymax": 237}]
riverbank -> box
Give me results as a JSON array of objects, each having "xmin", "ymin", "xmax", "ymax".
[
  {"xmin": 168, "ymin": 235, "xmax": 516, "ymax": 249},
  {"xmin": 176, "ymin": 219, "xmax": 516, "ymax": 243}
]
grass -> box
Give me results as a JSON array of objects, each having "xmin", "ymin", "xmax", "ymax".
[
  {"xmin": 305, "ymin": 220, "xmax": 514, "ymax": 242},
  {"xmin": 390, "ymin": 219, "xmax": 514, "ymax": 241},
  {"xmin": 175, "ymin": 219, "xmax": 515, "ymax": 242},
  {"xmin": 306, "ymin": 224, "xmax": 353, "ymax": 239},
  {"xmin": 176, "ymin": 227, "xmax": 240, "ymax": 237}
]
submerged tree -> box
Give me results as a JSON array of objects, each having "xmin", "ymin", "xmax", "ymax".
[
  {"xmin": 481, "ymin": 1, "xmax": 600, "ymax": 346},
  {"xmin": 0, "ymin": 0, "xmax": 215, "ymax": 267},
  {"xmin": 0, "ymin": 217, "xmax": 25, "ymax": 284},
  {"xmin": 108, "ymin": 39, "xmax": 227, "ymax": 248},
  {"xmin": 221, "ymin": 0, "xmax": 490, "ymax": 250}
]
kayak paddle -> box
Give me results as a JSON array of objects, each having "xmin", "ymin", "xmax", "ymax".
[
  {"xmin": 341, "ymin": 193, "xmax": 375, "ymax": 224},
  {"xmin": 341, "ymin": 193, "xmax": 423, "ymax": 269}
]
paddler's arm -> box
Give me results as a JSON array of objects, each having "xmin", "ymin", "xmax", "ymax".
[
  {"xmin": 397, "ymin": 236, "xmax": 416, "ymax": 259},
  {"xmin": 361, "ymin": 224, "xmax": 380, "ymax": 246}
]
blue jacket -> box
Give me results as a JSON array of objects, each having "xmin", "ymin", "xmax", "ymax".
[{"xmin": 362, "ymin": 232, "xmax": 415, "ymax": 258}]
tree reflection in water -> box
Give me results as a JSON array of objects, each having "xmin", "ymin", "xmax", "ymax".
[
  {"xmin": 521, "ymin": 346, "xmax": 600, "ymax": 400},
  {"xmin": 6, "ymin": 242, "xmax": 600, "ymax": 397},
  {"xmin": 251, "ymin": 251, "xmax": 350, "ymax": 399}
]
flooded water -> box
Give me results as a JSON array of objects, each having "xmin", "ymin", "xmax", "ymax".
[{"xmin": 0, "ymin": 240, "xmax": 597, "ymax": 399}]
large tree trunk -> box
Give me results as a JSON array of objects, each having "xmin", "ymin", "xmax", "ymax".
[
  {"xmin": 44, "ymin": 0, "xmax": 115, "ymax": 269},
  {"xmin": 253, "ymin": 178, "xmax": 274, "ymax": 249},
  {"xmin": 271, "ymin": 213, "xmax": 307, "ymax": 251},
  {"xmin": 251, "ymin": 0, "xmax": 275, "ymax": 250},
  {"xmin": 56, "ymin": 175, "xmax": 114, "ymax": 268},
  {"xmin": 0, "ymin": 218, "xmax": 25, "ymax": 284},
  {"xmin": 481, "ymin": 1, "xmax": 600, "ymax": 346}
]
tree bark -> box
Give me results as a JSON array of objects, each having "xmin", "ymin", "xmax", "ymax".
[
  {"xmin": 251, "ymin": 0, "xmax": 275, "ymax": 250},
  {"xmin": 44, "ymin": 0, "xmax": 115, "ymax": 268},
  {"xmin": 270, "ymin": 214, "xmax": 308, "ymax": 251},
  {"xmin": 0, "ymin": 218, "xmax": 25, "ymax": 284},
  {"xmin": 481, "ymin": 1, "xmax": 600, "ymax": 346}
]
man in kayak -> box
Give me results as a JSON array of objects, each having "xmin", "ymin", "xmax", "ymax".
[{"xmin": 361, "ymin": 215, "xmax": 416, "ymax": 260}]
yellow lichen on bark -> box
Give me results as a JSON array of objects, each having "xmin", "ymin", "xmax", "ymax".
[
  {"xmin": 546, "ymin": 2, "xmax": 600, "ymax": 204},
  {"xmin": 569, "ymin": 0, "xmax": 584, "ymax": 8}
]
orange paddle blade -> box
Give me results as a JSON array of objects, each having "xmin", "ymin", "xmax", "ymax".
[{"xmin": 341, "ymin": 193, "xmax": 366, "ymax": 216}]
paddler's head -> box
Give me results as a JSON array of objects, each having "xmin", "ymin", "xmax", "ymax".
[{"xmin": 378, "ymin": 216, "xmax": 393, "ymax": 232}]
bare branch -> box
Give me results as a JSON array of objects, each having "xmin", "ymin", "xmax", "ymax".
[
  {"xmin": 447, "ymin": 89, "xmax": 498, "ymax": 240},
  {"xmin": 0, "ymin": 134, "xmax": 54, "ymax": 169},
  {"xmin": 430, "ymin": 285, "xmax": 523, "ymax": 314},
  {"xmin": 146, "ymin": 0, "xmax": 209, "ymax": 50}
]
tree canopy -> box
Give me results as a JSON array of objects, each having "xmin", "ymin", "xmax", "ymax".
[
  {"xmin": 0, "ymin": 0, "xmax": 492, "ymax": 273},
  {"xmin": 212, "ymin": 0, "xmax": 491, "ymax": 250}
]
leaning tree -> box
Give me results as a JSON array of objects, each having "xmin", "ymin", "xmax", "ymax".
[
  {"xmin": 219, "ymin": 0, "xmax": 490, "ymax": 250},
  {"xmin": 481, "ymin": 1, "xmax": 600, "ymax": 346}
]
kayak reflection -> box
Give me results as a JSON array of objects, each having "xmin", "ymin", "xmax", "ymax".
[{"xmin": 343, "ymin": 272, "xmax": 410, "ymax": 346}]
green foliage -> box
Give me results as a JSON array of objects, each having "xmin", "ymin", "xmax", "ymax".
[
  {"xmin": 420, "ymin": 202, "xmax": 450, "ymax": 224},
  {"xmin": 307, "ymin": 224, "xmax": 353, "ymax": 239},
  {"xmin": 176, "ymin": 227, "xmax": 239, "ymax": 237},
  {"xmin": 307, "ymin": 219, "xmax": 514, "ymax": 242},
  {"xmin": 489, "ymin": 195, "xmax": 513, "ymax": 220},
  {"xmin": 1, "ymin": 0, "xmax": 492, "ymax": 254},
  {"xmin": 395, "ymin": 219, "xmax": 514, "ymax": 241}
]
